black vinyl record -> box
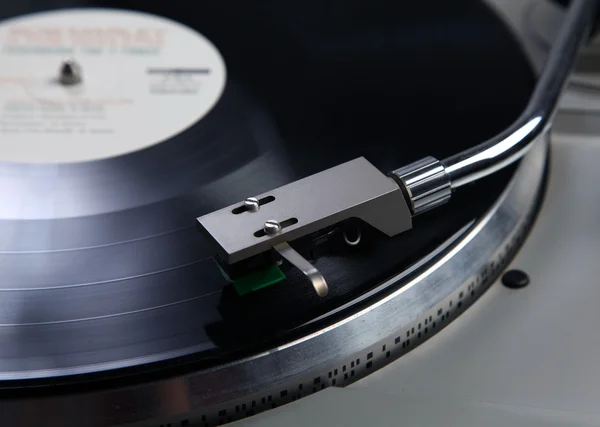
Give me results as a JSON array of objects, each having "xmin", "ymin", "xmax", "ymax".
[{"xmin": 0, "ymin": 0, "xmax": 534, "ymax": 388}]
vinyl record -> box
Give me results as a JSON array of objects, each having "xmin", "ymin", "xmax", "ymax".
[{"xmin": 0, "ymin": 0, "xmax": 534, "ymax": 388}]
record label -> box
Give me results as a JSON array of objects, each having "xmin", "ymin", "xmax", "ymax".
[{"xmin": 0, "ymin": 9, "xmax": 226, "ymax": 163}]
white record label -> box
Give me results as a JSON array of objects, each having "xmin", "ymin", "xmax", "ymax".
[{"xmin": 0, "ymin": 9, "xmax": 226, "ymax": 163}]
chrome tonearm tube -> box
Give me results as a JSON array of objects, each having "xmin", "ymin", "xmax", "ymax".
[
  {"xmin": 197, "ymin": 0, "xmax": 599, "ymax": 296},
  {"xmin": 393, "ymin": 0, "xmax": 599, "ymax": 213}
]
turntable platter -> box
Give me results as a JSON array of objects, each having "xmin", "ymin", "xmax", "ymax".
[{"xmin": 0, "ymin": 1, "xmax": 538, "ymax": 425}]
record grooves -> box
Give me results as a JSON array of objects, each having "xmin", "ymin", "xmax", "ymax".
[{"xmin": 0, "ymin": 0, "xmax": 536, "ymax": 420}]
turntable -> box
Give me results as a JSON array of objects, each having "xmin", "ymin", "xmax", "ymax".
[{"xmin": 0, "ymin": 0, "xmax": 599, "ymax": 426}]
